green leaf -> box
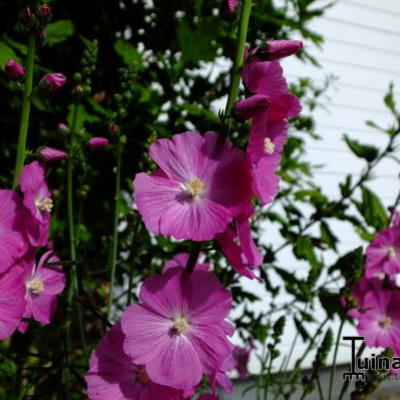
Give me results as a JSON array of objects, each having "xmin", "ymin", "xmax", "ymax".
[
  {"xmin": 328, "ymin": 247, "xmax": 364, "ymax": 284},
  {"xmin": 294, "ymin": 317, "xmax": 310, "ymax": 342},
  {"xmin": 343, "ymin": 134, "xmax": 379, "ymax": 162},
  {"xmin": 293, "ymin": 236, "xmax": 318, "ymax": 267},
  {"xmin": 356, "ymin": 186, "xmax": 387, "ymax": 231},
  {"xmin": 114, "ymin": 39, "xmax": 143, "ymax": 68},
  {"xmin": 46, "ymin": 20, "xmax": 75, "ymax": 46},
  {"xmin": 319, "ymin": 290, "xmax": 344, "ymax": 319},
  {"xmin": 0, "ymin": 42, "xmax": 17, "ymax": 69},
  {"xmin": 384, "ymin": 82, "xmax": 397, "ymax": 116},
  {"xmin": 320, "ymin": 221, "xmax": 338, "ymax": 251}
]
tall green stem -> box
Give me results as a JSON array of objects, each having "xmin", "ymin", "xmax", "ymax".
[
  {"xmin": 224, "ymin": 0, "xmax": 252, "ymax": 120},
  {"xmin": 107, "ymin": 139, "xmax": 123, "ymax": 320},
  {"xmin": 13, "ymin": 33, "xmax": 36, "ymax": 189},
  {"xmin": 328, "ymin": 319, "xmax": 345, "ymax": 400}
]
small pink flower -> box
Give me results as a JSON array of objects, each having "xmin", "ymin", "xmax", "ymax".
[
  {"xmin": 5, "ymin": 59, "xmax": 25, "ymax": 81},
  {"xmin": 0, "ymin": 190, "xmax": 30, "ymax": 274},
  {"xmin": 248, "ymin": 40, "xmax": 303, "ymax": 61},
  {"xmin": 357, "ymin": 290, "xmax": 400, "ymax": 351},
  {"xmin": 88, "ymin": 137, "xmax": 109, "ymax": 149},
  {"xmin": 85, "ymin": 322, "xmax": 184, "ymax": 400},
  {"xmin": 57, "ymin": 122, "xmax": 69, "ymax": 132},
  {"xmin": 18, "ymin": 250, "xmax": 65, "ymax": 333},
  {"xmin": 216, "ymin": 206, "xmax": 263, "ymax": 279},
  {"xmin": 40, "ymin": 147, "xmax": 68, "ymax": 162},
  {"xmin": 0, "ymin": 265, "xmax": 26, "ymax": 340},
  {"xmin": 163, "ymin": 253, "xmax": 210, "ymax": 273},
  {"xmin": 121, "ymin": 268, "xmax": 233, "ymax": 390},
  {"xmin": 40, "ymin": 73, "xmax": 67, "ymax": 92},
  {"xmin": 365, "ymin": 227, "xmax": 400, "ymax": 278},
  {"xmin": 20, "ymin": 161, "xmax": 52, "ymax": 247},
  {"xmin": 133, "ymin": 131, "xmax": 252, "ymax": 241},
  {"xmin": 233, "ymin": 345, "xmax": 251, "ymax": 378},
  {"xmin": 220, "ymin": 0, "xmax": 239, "ymax": 21}
]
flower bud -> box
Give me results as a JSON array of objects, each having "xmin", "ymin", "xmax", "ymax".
[
  {"xmin": 5, "ymin": 59, "xmax": 25, "ymax": 80},
  {"xmin": 39, "ymin": 4, "xmax": 52, "ymax": 17},
  {"xmin": 88, "ymin": 137, "xmax": 109, "ymax": 150},
  {"xmin": 249, "ymin": 40, "xmax": 303, "ymax": 61},
  {"xmin": 109, "ymin": 123, "xmax": 119, "ymax": 134},
  {"xmin": 19, "ymin": 7, "xmax": 35, "ymax": 26},
  {"xmin": 57, "ymin": 123, "xmax": 69, "ymax": 132},
  {"xmin": 40, "ymin": 73, "xmax": 67, "ymax": 92},
  {"xmin": 40, "ymin": 147, "xmax": 68, "ymax": 162},
  {"xmin": 233, "ymin": 94, "xmax": 270, "ymax": 121},
  {"xmin": 220, "ymin": 0, "xmax": 239, "ymax": 21}
]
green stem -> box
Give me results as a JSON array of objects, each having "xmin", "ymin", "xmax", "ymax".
[
  {"xmin": 185, "ymin": 242, "xmax": 202, "ymax": 274},
  {"xmin": 13, "ymin": 33, "xmax": 36, "ymax": 189},
  {"xmin": 107, "ymin": 139, "xmax": 123, "ymax": 320},
  {"xmin": 224, "ymin": 0, "xmax": 252, "ymax": 127},
  {"xmin": 328, "ymin": 319, "xmax": 345, "ymax": 400}
]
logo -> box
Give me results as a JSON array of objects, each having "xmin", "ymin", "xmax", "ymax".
[{"xmin": 342, "ymin": 336, "xmax": 400, "ymax": 381}]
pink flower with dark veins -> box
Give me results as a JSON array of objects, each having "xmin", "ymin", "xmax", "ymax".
[
  {"xmin": 121, "ymin": 267, "xmax": 233, "ymax": 391},
  {"xmin": 40, "ymin": 73, "xmax": 67, "ymax": 92},
  {"xmin": 0, "ymin": 265, "xmax": 26, "ymax": 340},
  {"xmin": 85, "ymin": 322, "xmax": 184, "ymax": 400},
  {"xmin": 20, "ymin": 161, "xmax": 52, "ymax": 247},
  {"xmin": 18, "ymin": 250, "xmax": 66, "ymax": 333},
  {"xmin": 133, "ymin": 131, "xmax": 252, "ymax": 241},
  {"xmin": 0, "ymin": 189, "xmax": 30, "ymax": 274}
]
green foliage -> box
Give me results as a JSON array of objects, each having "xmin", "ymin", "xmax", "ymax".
[
  {"xmin": 46, "ymin": 19, "xmax": 75, "ymax": 46},
  {"xmin": 343, "ymin": 134, "xmax": 379, "ymax": 162}
]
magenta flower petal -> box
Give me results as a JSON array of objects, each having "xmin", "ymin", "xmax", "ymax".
[
  {"xmin": 249, "ymin": 40, "xmax": 303, "ymax": 61},
  {"xmin": 251, "ymin": 154, "xmax": 281, "ymax": 205},
  {"xmin": 20, "ymin": 161, "xmax": 52, "ymax": 247},
  {"xmin": 40, "ymin": 73, "xmax": 67, "ymax": 91},
  {"xmin": 163, "ymin": 253, "xmax": 210, "ymax": 272},
  {"xmin": 88, "ymin": 137, "xmax": 109, "ymax": 149},
  {"xmin": 40, "ymin": 147, "xmax": 68, "ymax": 162},
  {"xmin": 5, "ymin": 59, "xmax": 25, "ymax": 80},
  {"xmin": 121, "ymin": 268, "xmax": 233, "ymax": 390},
  {"xmin": 86, "ymin": 322, "xmax": 183, "ymax": 400},
  {"xmin": 0, "ymin": 266, "xmax": 26, "ymax": 339},
  {"xmin": 0, "ymin": 189, "xmax": 30, "ymax": 273},
  {"xmin": 234, "ymin": 95, "xmax": 270, "ymax": 122},
  {"xmin": 134, "ymin": 131, "xmax": 252, "ymax": 241},
  {"xmin": 242, "ymin": 60, "xmax": 287, "ymax": 96}
]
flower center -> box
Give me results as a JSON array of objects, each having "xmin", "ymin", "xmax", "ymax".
[
  {"xmin": 26, "ymin": 279, "xmax": 44, "ymax": 295},
  {"xmin": 172, "ymin": 316, "xmax": 190, "ymax": 334},
  {"xmin": 387, "ymin": 246, "xmax": 396, "ymax": 259},
  {"xmin": 137, "ymin": 367, "xmax": 150, "ymax": 384},
  {"xmin": 264, "ymin": 137, "xmax": 275, "ymax": 154},
  {"xmin": 184, "ymin": 177, "xmax": 205, "ymax": 199},
  {"xmin": 379, "ymin": 315, "xmax": 392, "ymax": 329},
  {"xmin": 36, "ymin": 197, "xmax": 53, "ymax": 212}
]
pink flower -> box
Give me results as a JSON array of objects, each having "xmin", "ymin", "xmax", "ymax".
[
  {"xmin": 220, "ymin": 0, "xmax": 239, "ymax": 21},
  {"xmin": 365, "ymin": 227, "xmax": 400, "ymax": 278},
  {"xmin": 0, "ymin": 189, "xmax": 30, "ymax": 274},
  {"xmin": 121, "ymin": 268, "xmax": 233, "ymax": 390},
  {"xmin": 40, "ymin": 147, "xmax": 68, "ymax": 162},
  {"xmin": 163, "ymin": 253, "xmax": 210, "ymax": 273},
  {"xmin": 85, "ymin": 322, "xmax": 184, "ymax": 400},
  {"xmin": 357, "ymin": 290, "xmax": 400, "ymax": 351},
  {"xmin": 346, "ymin": 276, "xmax": 394, "ymax": 320},
  {"xmin": 216, "ymin": 206, "xmax": 263, "ymax": 279},
  {"xmin": 18, "ymin": 251, "xmax": 65, "ymax": 333},
  {"xmin": 5, "ymin": 59, "xmax": 25, "ymax": 80},
  {"xmin": 248, "ymin": 40, "xmax": 303, "ymax": 61},
  {"xmin": 0, "ymin": 265, "xmax": 26, "ymax": 340},
  {"xmin": 210, "ymin": 355, "xmax": 235, "ymax": 394},
  {"xmin": 20, "ymin": 161, "xmax": 52, "ymax": 247},
  {"xmin": 40, "ymin": 73, "xmax": 67, "ymax": 92},
  {"xmin": 88, "ymin": 137, "xmax": 109, "ymax": 149},
  {"xmin": 133, "ymin": 131, "xmax": 252, "ymax": 241}
]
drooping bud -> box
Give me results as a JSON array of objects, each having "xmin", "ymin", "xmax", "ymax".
[
  {"xmin": 19, "ymin": 6, "xmax": 36, "ymax": 27},
  {"xmin": 233, "ymin": 94, "xmax": 270, "ymax": 122},
  {"xmin": 5, "ymin": 59, "xmax": 25, "ymax": 81},
  {"xmin": 249, "ymin": 40, "xmax": 303, "ymax": 61},
  {"xmin": 40, "ymin": 73, "xmax": 67, "ymax": 92},
  {"xmin": 88, "ymin": 137, "xmax": 109, "ymax": 150},
  {"xmin": 40, "ymin": 147, "xmax": 68, "ymax": 162},
  {"xmin": 220, "ymin": 0, "xmax": 239, "ymax": 21},
  {"xmin": 57, "ymin": 122, "xmax": 69, "ymax": 132}
]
